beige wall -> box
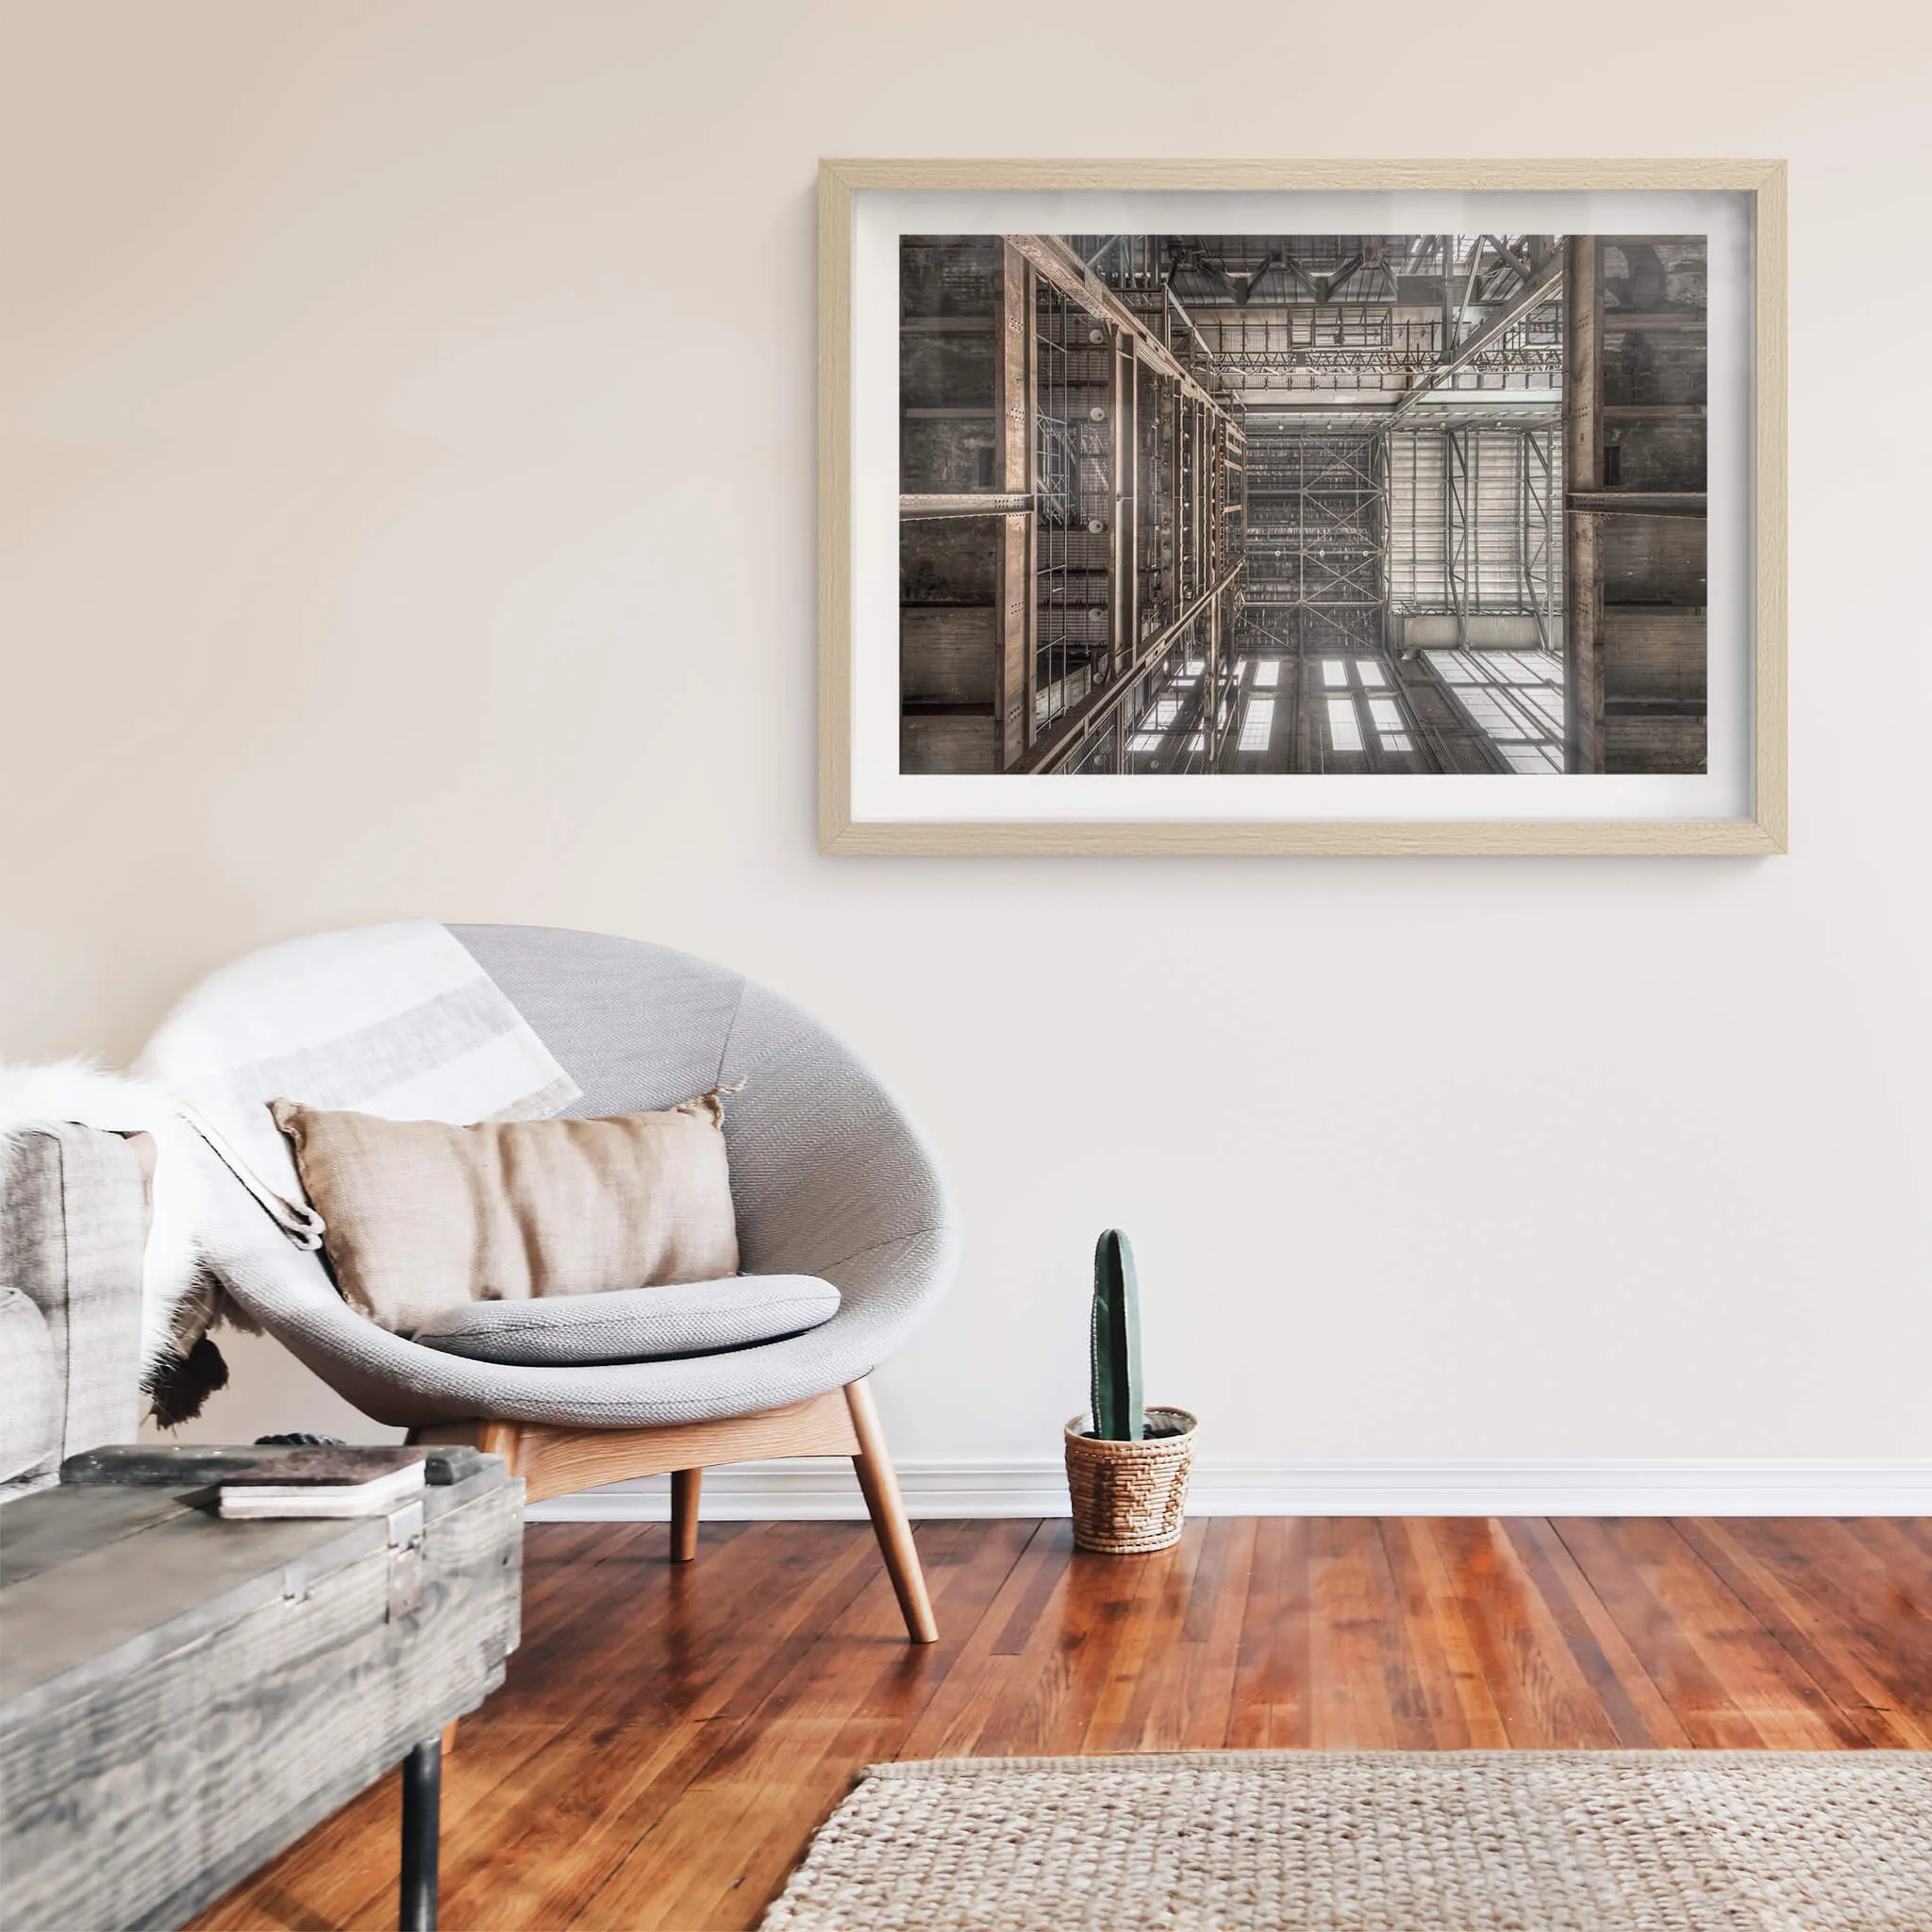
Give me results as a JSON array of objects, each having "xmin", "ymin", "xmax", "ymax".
[{"xmin": 5, "ymin": 1, "xmax": 1929, "ymax": 1463}]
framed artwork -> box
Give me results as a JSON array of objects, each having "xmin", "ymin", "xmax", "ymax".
[{"xmin": 818, "ymin": 159, "xmax": 1786, "ymax": 855}]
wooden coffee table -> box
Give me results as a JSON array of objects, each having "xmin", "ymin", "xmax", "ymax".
[{"xmin": 0, "ymin": 1443, "xmax": 522, "ymax": 1932}]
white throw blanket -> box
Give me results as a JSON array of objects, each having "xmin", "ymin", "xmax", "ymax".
[
  {"xmin": 138, "ymin": 919, "xmax": 581, "ymax": 1223},
  {"xmin": 4, "ymin": 921, "xmax": 581, "ymax": 1407}
]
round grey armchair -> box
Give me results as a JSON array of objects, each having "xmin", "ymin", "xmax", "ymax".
[{"xmin": 173, "ymin": 924, "xmax": 960, "ymax": 1642}]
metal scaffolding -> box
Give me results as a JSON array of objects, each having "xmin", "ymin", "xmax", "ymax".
[
  {"xmin": 1242, "ymin": 431, "xmax": 1384, "ymax": 652},
  {"xmin": 1388, "ymin": 425, "xmax": 1562, "ymax": 644}
]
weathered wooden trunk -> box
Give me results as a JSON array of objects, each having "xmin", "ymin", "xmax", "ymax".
[{"xmin": 0, "ymin": 1447, "xmax": 522, "ymax": 1932}]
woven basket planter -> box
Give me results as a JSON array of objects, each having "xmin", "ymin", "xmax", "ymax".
[{"xmin": 1063, "ymin": 1407, "xmax": 1198, "ymax": 1554}]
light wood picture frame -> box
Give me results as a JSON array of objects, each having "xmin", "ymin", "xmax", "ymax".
[{"xmin": 819, "ymin": 159, "xmax": 1787, "ymax": 856}]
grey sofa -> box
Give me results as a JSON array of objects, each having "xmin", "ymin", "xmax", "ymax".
[{"xmin": 0, "ymin": 1126, "xmax": 146, "ymax": 1494}]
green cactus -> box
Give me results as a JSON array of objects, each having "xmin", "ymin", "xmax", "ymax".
[{"xmin": 1090, "ymin": 1229, "xmax": 1144, "ymax": 1442}]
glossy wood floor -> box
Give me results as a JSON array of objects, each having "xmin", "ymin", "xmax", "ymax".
[{"xmin": 195, "ymin": 1515, "xmax": 1932, "ymax": 1932}]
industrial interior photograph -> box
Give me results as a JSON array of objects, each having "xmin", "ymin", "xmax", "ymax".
[
  {"xmin": 899, "ymin": 232, "xmax": 1709, "ymax": 777},
  {"xmin": 3, "ymin": 6, "xmax": 1922, "ymax": 1931}
]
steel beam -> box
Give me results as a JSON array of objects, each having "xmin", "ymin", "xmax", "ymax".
[
  {"xmin": 1109, "ymin": 335, "xmax": 1134, "ymax": 686},
  {"xmin": 1566, "ymin": 490, "xmax": 1707, "ymax": 517},
  {"xmin": 1389, "ymin": 251, "xmax": 1565, "ymax": 425},
  {"xmin": 1444, "ymin": 427, "xmax": 1470, "ymax": 648},
  {"xmin": 1563, "ymin": 236, "xmax": 1606, "ymax": 774},
  {"xmin": 988, "ymin": 242, "xmax": 1035, "ymax": 769},
  {"xmin": 899, "ymin": 493, "xmax": 1032, "ymax": 520}
]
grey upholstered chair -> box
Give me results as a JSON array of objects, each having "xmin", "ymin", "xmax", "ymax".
[{"xmin": 184, "ymin": 925, "xmax": 959, "ymax": 1644}]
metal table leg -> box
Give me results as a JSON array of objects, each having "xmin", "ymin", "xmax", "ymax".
[{"xmin": 399, "ymin": 1738, "xmax": 441, "ymax": 1931}]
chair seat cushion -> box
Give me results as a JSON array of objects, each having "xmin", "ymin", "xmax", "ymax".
[{"xmin": 407, "ymin": 1274, "xmax": 840, "ymax": 1366}]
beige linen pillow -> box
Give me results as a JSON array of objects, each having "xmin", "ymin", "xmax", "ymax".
[{"xmin": 270, "ymin": 1091, "xmax": 741, "ymax": 1335}]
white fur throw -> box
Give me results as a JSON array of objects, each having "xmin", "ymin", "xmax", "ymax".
[
  {"xmin": 4, "ymin": 923, "xmax": 583, "ymax": 1428},
  {"xmin": 0, "ymin": 1058, "xmax": 227, "ymax": 1378}
]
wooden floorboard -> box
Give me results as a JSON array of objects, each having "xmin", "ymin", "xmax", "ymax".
[{"xmin": 188, "ymin": 1516, "xmax": 1932, "ymax": 1932}]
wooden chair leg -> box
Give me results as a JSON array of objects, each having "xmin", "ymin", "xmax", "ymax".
[
  {"xmin": 844, "ymin": 1379, "xmax": 937, "ymax": 1644},
  {"xmin": 414, "ymin": 1399, "xmax": 936, "ymax": 1641},
  {"xmin": 670, "ymin": 1468, "xmax": 702, "ymax": 1562},
  {"xmin": 476, "ymin": 1421, "xmax": 523, "ymax": 1476},
  {"xmin": 441, "ymin": 1719, "xmax": 460, "ymax": 1757}
]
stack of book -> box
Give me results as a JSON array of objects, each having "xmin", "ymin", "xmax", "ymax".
[{"xmin": 218, "ymin": 1446, "xmax": 427, "ymax": 1519}]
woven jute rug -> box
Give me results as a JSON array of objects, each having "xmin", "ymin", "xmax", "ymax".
[{"xmin": 760, "ymin": 1751, "xmax": 1932, "ymax": 1931}]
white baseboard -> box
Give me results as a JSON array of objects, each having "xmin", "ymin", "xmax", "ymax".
[{"xmin": 526, "ymin": 1457, "xmax": 1932, "ymax": 1522}]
